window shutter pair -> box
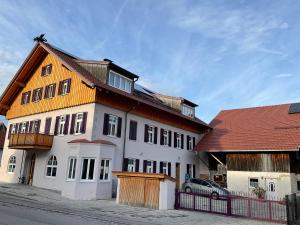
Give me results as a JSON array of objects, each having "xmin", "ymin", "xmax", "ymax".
[
  {"xmin": 129, "ymin": 120, "xmax": 137, "ymax": 140},
  {"xmin": 174, "ymin": 132, "xmax": 178, "ymax": 148},
  {"xmin": 160, "ymin": 128, "xmax": 164, "ymax": 145},
  {"xmin": 70, "ymin": 112, "xmax": 88, "ymax": 134},
  {"xmin": 63, "ymin": 115, "xmax": 70, "ymax": 135},
  {"xmin": 44, "ymin": 118, "xmax": 52, "ymax": 135},
  {"xmin": 142, "ymin": 160, "xmax": 157, "ymax": 173},
  {"xmin": 168, "ymin": 131, "xmax": 172, "ymax": 147}
]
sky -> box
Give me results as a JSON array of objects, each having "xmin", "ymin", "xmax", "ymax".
[{"xmin": 1, "ymin": 0, "xmax": 300, "ymax": 124}]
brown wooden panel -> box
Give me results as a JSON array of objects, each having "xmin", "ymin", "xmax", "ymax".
[
  {"xmin": 144, "ymin": 179, "xmax": 160, "ymax": 209},
  {"xmin": 6, "ymin": 53, "xmax": 96, "ymax": 119},
  {"xmin": 119, "ymin": 177, "xmax": 145, "ymax": 207}
]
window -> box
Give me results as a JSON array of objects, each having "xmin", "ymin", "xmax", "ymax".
[
  {"xmin": 74, "ymin": 113, "xmax": 83, "ymax": 134},
  {"xmin": 146, "ymin": 161, "xmax": 153, "ymax": 173},
  {"xmin": 11, "ymin": 124, "xmax": 16, "ymax": 134},
  {"xmin": 21, "ymin": 91, "xmax": 31, "ymax": 105},
  {"xmin": 32, "ymin": 88, "xmax": 43, "ymax": 102},
  {"xmin": 58, "ymin": 79, "xmax": 71, "ymax": 95},
  {"xmin": 58, "ymin": 115, "xmax": 66, "ymax": 135},
  {"xmin": 41, "ymin": 64, "xmax": 52, "ymax": 76},
  {"xmin": 161, "ymin": 162, "xmax": 168, "ymax": 174},
  {"xmin": 249, "ymin": 178, "xmax": 259, "ymax": 188},
  {"xmin": 7, "ymin": 156, "xmax": 16, "ymax": 173},
  {"xmin": 163, "ymin": 130, "xmax": 168, "ymax": 146},
  {"xmin": 129, "ymin": 120, "xmax": 137, "ymax": 141},
  {"xmin": 100, "ymin": 159, "xmax": 110, "ymax": 181},
  {"xmin": 44, "ymin": 84, "xmax": 56, "ymax": 99},
  {"xmin": 21, "ymin": 122, "xmax": 28, "ymax": 133},
  {"xmin": 176, "ymin": 133, "xmax": 181, "ymax": 149},
  {"xmin": 186, "ymin": 164, "xmax": 195, "ymax": 178},
  {"xmin": 147, "ymin": 126, "xmax": 154, "ymax": 144},
  {"xmin": 30, "ymin": 120, "xmax": 40, "ymax": 133},
  {"xmin": 127, "ymin": 159, "xmax": 136, "ymax": 172},
  {"xmin": 108, "ymin": 71, "xmax": 132, "ymax": 93},
  {"xmin": 46, "ymin": 155, "xmax": 57, "ymax": 177},
  {"xmin": 67, "ymin": 157, "xmax": 77, "ymax": 180},
  {"xmin": 182, "ymin": 104, "xmax": 195, "ymax": 118},
  {"xmin": 187, "ymin": 136, "xmax": 193, "ymax": 150},
  {"xmin": 81, "ymin": 158, "xmax": 95, "ymax": 181},
  {"xmin": 108, "ymin": 115, "xmax": 118, "ymax": 137}
]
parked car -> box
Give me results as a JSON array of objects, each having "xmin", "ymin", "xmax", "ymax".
[{"xmin": 182, "ymin": 179, "xmax": 229, "ymax": 199}]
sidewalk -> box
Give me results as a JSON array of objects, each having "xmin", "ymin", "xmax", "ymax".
[{"xmin": 0, "ymin": 183, "xmax": 278, "ymax": 225}]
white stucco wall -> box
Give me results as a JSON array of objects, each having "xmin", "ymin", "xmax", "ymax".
[{"xmin": 227, "ymin": 171, "xmax": 293, "ymax": 198}]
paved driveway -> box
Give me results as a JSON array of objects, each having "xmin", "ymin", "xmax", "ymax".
[{"xmin": 0, "ymin": 183, "xmax": 278, "ymax": 225}]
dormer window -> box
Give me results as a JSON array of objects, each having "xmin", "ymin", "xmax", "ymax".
[
  {"xmin": 182, "ymin": 104, "xmax": 195, "ymax": 118},
  {"xmin": 108, "ymin": 71, "xmax": 132, "ymax": 93}
]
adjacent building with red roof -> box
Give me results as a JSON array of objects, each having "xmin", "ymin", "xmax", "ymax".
[{"xmin": 196, "ymin": 103, "xmax": 300, "ymax": 198}]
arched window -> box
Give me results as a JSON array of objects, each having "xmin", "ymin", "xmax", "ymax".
[
  {"xmin": 46, "ymin": 155, "xmax": 57, "ymax": 177},
  {"xmin": 7, "ymin": 156, "xmax": 16, "ymax": 173}
]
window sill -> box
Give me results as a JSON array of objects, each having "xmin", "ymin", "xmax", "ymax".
[
  {"xmin": 99, "ymin": 180, "xmax": 111, "ymax": 183},
  {"xmin": 147, "ymin": 142, "xmax": 154, "ymax": 145},
  {"xmin": 66, "ymin": 179, "xmax": 76, "ymax": 182},
  {"xmin": 79, "ymin": 179, "xmax": 95, "ymax": 183},
  {"xmin": 106, "ymin": 134, "xmax": 117, "ymax": 139},
  {"xmin": 7, "ymin": 172, "xmax": 15, "ymax": 175},
  {"xmin": 45, "ymin": 176, "xmax": 57, "ymax": 179}
]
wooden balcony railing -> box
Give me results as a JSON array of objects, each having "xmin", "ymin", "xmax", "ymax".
[{"xmin": 9, "ymin": 133, "xmax": 54, "ymax": 150}]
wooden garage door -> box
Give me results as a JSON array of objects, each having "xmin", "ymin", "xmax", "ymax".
[{"xmin": 144, "ymin": 178, "xmax": 160, "ymax": 209}]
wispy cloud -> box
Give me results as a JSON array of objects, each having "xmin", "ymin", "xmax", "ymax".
[{"xmin": 273, "ymin": 73, "xmax": 294, "ymax": 78}]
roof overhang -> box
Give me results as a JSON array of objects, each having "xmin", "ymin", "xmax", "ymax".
[{"xmin": 196, "ymin": 148, "xmax": 299, "ymax": 153}]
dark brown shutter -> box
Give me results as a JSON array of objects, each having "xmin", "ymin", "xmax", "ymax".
[
  {"xmin": 135, "ymin": 159, "xmax": 140, "ymax": 172},
  {"xmin": 29, "ymin": 121, "xmax": 33, "ymax": 133},
  {"xmin": 36, "ymin": 120, "xmax": 41, "ymax": 133},
  {"xmin": 143, "ymin": 160, "xmax": 147, "ymax": 172},
  {"xmin": 52, "ymin": 83, "xmax": 56, "ymax": 97},
  {"xmin": 123, "ymin": 158, "xmax": 128, "ymax": 171},
  {"xmin": 67, "ymin": 79, "xmax": 71, "ymax": 93},
  {"xmin": 48, "ymin": 64, "xmax": 52, "ymax": 74},
  {"xmin": 129, "ymin": 121, "xmax": 137, "ymax": 140},
  {"xmin": 58, "ymin": 81, "xmax": 63, "ymax": 95},
  {"xmin": 168, "ymin": 162, "xmax": 171, "ymax": 176},
  {"xmin": 193, "ymin": 165, "xmax": 196, "ymax": 178},
  {"xmin": 160, "ymin": 128, "xmax": 164, "ymax": 145},
  {"xmin": 174, "ymin": 132, "xmax": 177, "ymax": 148},
  {"xmin": 18, "ymin": 123, "xmax": 22, "ymax": 133},
  {"xmin": 38, "ymin": 88, "xmax": 43, "ymax": 100},
  {"xmin": 187, "ymin": 164, "xmax": 190, "ymax": 175},
  {"xmin": 144, "ymin": 124, "xmax": 149, "ymax": 142},
  {"xmin": 70, "ymin": 114, "xmax": 76, "ymax": 134},
  {"xmin": 103, "ymin": 114, "xmax": 109, "ymax": 135},
  {"xmin": 27, "ymin": 91, "xmax": 31, "ymax": 104},
  {"xmin": 64, "ymin": 115, "xmax": 70, "ymax": 135},
  {"xmin": 21, "ymin": 93, "xmax": 24, "ymax": 105},
  {"xmin": 193, "ymin": 137, "xmax": 196, "ymax": 149},
  {"xmin": 117, "ymin": 117, "xmax": 122, "ymax": 138},
  {"xmin": 8, "ymin": 124, "xmax": 12, "ymax": 139},
  {"xmin": 25, "ymin": 121, "xmax": 29, "ymax": 133},
  {"xmin": 154, "ymin": 127, "xmax": 158, "ymax": 144},
  {"xmin": 54, "ymin": 116, "xmax": 60, "ymax": 135},
  {"xmin": 31, "ymin": 90, "xmax": 35, "ymax": 102},
  {"xmin": 153, "ymin": 161, "xmax": 157, "ymax": 173},
  {"xmin": 159, "ymin": 162, "xmax": 163, "ymax": 174},
  {"xmin": 181, "ymin": 134, "xmax": 184, "ymax": 149},
  {"xmin": 41, "ymin": 66, "xmax": 46, "ymax": 76},
  {"xmin": 186, "ymin": 135, "xmax": 190, "ymax": 150},
  {"xmin": 81, "ymin": 112, "xmax": 88, "ymax": 133},
  {"xmin": 168, "ymin": 131, "xmax": 172, "ymax": 147},
  {"xmin": 44, "ymin": 85, "xmax": 49, "ymax": 99},
  {"xmin": 44, "ymin": 118, "xmax": 52, "ymax": 135}
]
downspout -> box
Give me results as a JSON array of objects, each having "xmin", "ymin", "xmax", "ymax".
[{"xmin": 19, "ymin": 150, "xmax": 25, "ymax": 183}]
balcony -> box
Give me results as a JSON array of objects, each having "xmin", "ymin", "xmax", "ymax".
[{"xmin": 9, "ymin": 133, "xmax": 54, "ymax": 150}]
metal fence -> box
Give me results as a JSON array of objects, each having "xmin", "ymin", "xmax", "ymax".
[
  {"xmin": 286, "ymin": 193, "xmax": 300, "ymax": 225},
  {"xmin": 175, "ymin": 189, "xmax": 287, "ymax": 224}
]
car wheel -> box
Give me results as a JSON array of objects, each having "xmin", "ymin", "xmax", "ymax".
[
  {"xmin": 185, "ymin": 187, "xmax": 192, "ymax": 193},
  {"xmin": 211, "ymin": 192, "xmax": 219, "ymax": 200}
]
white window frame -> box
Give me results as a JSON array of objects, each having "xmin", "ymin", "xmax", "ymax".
[
  {"xmin": 249, "ymin": 177, "xmax": 259, "ymax": 189},
  {"xmin": 182, "ymin": 104, "xmax": 195, "ymax": 118},
  {"xmin": 176, "ymin": 133, "xmax": 181, "ymax": 149},
  {"xmin": 127, "ymin": 158, "xmax": 136, "ymax": 172},
  {"xmin": 108, "ymin": 114, "xmax": 118, "ymax": 137},
  {"xmin": 163, "ymin": 130, "xmax": 168, "ymax": 146},
  {"xmin": 11, "ymin": 124, "xmax": 16, "ymax": 134},
  {"xmin": 99, "ymin": 159, "xmax": 111, "ymax": 181},
  {"xmin": 162, "ymin": 162, "xmax": 168, "ymax": 175},
  {"xmin": 58, "ymin": 115, "xmax": 66, "ymax": 136},
  {"xmin": 21, "ymin": 122, "xmax": 27, "ymax": 133},
  {"xmin": 47, "ymin": 84, "xmax": 55, "ymax": 98},
  {"xmin": 45, "ymin": 155, "xmax": 58, "ymax": 178},
  {"xmin": 108, "ymin": 70, "xmax": 132, "ymax": 93},
  {"xmin": 147, "ymin": 126, "xmax": 154, "ymax": 144},
  {"xmin": 67, "ymin": 157, "xmax": 77, "ymax": 180},
  {"xmin": 146, "ymin": 160, "xmax": 154, "ymax": 173},
  {"xmin": 7, "ymin": 156, "xmax": 16, "ymax": 174},
  {"xmin": 62, "ymin": 80, "xmax": 69, "ymax": 95},
  {"xmin": 80, "ymin": 158, "xmax": 95, "ymax": 181},
  {"xmin": 74, "ymin": 113, "xmax": 83, "ymax": 135},
  {"xmin": 188, "ymin": 137, "xmax": 193, "ymax": 150}
]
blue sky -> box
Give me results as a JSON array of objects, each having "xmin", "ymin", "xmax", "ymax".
[{"xmin": 1, "ymin": 0, "xmax": 300, "ymax": 124}]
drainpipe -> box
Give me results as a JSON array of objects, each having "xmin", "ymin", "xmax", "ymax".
[{"xmin": 19, "ymin": 150, "xmax": 25, "ymax": 183}]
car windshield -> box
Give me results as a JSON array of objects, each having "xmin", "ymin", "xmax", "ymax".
[{"xmin": 206, "ymin": 180, "xmax": 221, "ymax": 188}]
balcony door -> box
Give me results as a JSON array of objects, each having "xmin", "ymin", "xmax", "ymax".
[{"xmin": 27, "ymin": 154, "xmax": 36, "ymax": 185}]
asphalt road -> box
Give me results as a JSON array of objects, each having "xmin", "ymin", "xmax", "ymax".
[{"xmin": 0, "ymin": 192, "xmax": 157, "ymax": 225}]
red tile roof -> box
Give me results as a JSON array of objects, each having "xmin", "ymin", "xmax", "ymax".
[
  {"xmin": 68, "ymin": 139, "xmax": 115, "ymax": 146},
  {"xmin": 196, "ymin": 103, "xmax": 300, "ymax": 152}
]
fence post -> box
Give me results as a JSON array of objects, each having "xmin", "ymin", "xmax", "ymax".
[
  {"xmin": 286, "ymin": 195, "xmax": 291, "ymax": 225},
  {"xmin": 193, "ymin": 193, "xmax": 196, "ymax": 210},
  {"xmin": 227, "ymin": 195, "xmax": 232, "ymax": 216},
  {"xmin": 294, "ymin": 193, "xmax": 298, "ymax": 220},
  {"xmin": 248, "ymin": 197, "xmax": 251, "ymax": 217},
  {"xmin": 175, "ymin": 188, "xmax": 179, "ymax": 209},
  {"xmin": 268, "ymin": 200, "xmax": 272, "ymax": 221}
]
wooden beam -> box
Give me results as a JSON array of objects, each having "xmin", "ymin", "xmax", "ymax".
[
  {"xmin": 0, "ymin": 104, "xmax": 9, "ymax": 110},
  {"xmin": 15, "ymin": 81, "xmax": 26, "ymax": 87}
]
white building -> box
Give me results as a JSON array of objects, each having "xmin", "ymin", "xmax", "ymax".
[{"xmin": 0, "ymin": 41, "xmax": 210, "ymax": 200}]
